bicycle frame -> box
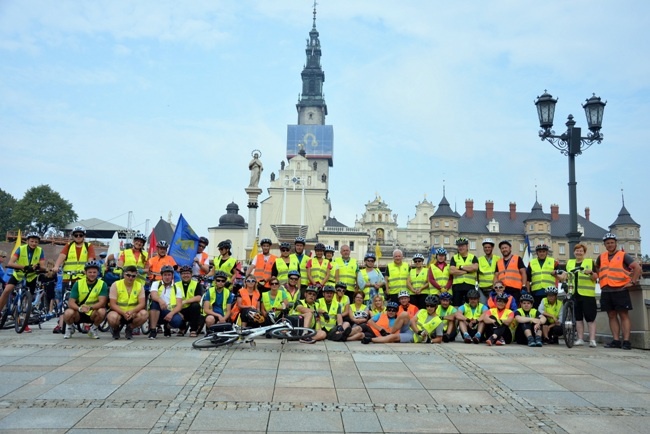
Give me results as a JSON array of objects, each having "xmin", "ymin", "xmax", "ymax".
[{"xmin": 210, "ymin": 317, "xmax": 297, "ymax": 347}]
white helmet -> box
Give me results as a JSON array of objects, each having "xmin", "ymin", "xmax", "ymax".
[
  {"xmin": 398, "ymin": 290, "xmax": 410, "ymax": 299},
  {"xmin": 482, "ymin": 238, "xmax": 495, "ymax": 246}
]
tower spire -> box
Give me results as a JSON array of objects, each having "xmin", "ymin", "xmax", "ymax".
[
  {"xmin": 312, "ymin": 0, "xmax": 318, "ymax": 29},
  {"xmin": 621, "ymin": 187, "xmax": 625, "ymax": 206},
  {"xmin": 296, "ymin": 3, "xmax": 327, "ymax": 124}
]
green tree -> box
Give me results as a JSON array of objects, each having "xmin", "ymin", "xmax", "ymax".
[
  {"xmin": 0, "ymin": 188, "xmax": 18, "ymax": 236},
  {"xmin": 12, "ymin": 185, "xmax": 78, "ymax": 235}
]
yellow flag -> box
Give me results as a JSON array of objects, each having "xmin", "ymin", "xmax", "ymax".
[
  {"xmin": 12, "ymin": 229, "xmax": 22, "ymax": 255},
  {"xmin": 375, "ymin": 241, "xmax": 382, "ymax": 260},
  {"xmin": 249, "ymin": 238, "xmax": 259, "ymax": 261}
]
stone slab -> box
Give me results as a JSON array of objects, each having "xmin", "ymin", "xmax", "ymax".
[
  {"xmin": 516, "ymin": 390, "xmax": 594, "ymax": 407},
  {"xmin": 548, "ymin": 415, "xmax": 633, "ymax": 434},
  {"xmin": 267, "ymin": 411, "xmax": 343, "ymax": 432},
  {"xmin": 75, "ymin": 408, "xmax": 165, "ymax": 429},
  {"xmin": 491, "ymin": 373, "xmax": 566, "ymax": 391},
  {"xmin": 336, "ymin": 388, "xmax": 371, "ymax": 403},
  {"xmin": 39, "ymin": 383, "xmax": 119, "ymax": 400},
  {"xmin": 0, "ymin": 408, "xmax": 91, "ymax": 429},
  {"xmin": 110, "ymin": 384, "xmax": 183, "ymax": 400},
  {"xmin": 206, "ymin": 385, "xmax": 273, "ymax": 402},
  {"xmin": 430, "ymin": 389, "xmax": 500, "ymax": 406},
  {"xmin": 446, "ymin": 412, "xmax": 532, "ymax": 433},
  {"xmin": 341, "ymin": 411, "xmax": 383, "ymax": 433},
  {"xmin": 273, "ymin": 387, "xmax": 338, "ymax": 402},
  {"xmin": 367, "ymin": 388, "xmax": 435, "ymax": 404},
  {"xmin": 576, "ymin": 391, "xmax": 650, "ymax": 407},
  {"xmin": 377, "ymin": 412, "xmax": 457, "ymax": 433},
  {"xmin": 189, "ymin": 409, "xmax": 270, "ymax": 432}
]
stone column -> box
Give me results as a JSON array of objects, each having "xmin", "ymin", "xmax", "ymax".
[{"xmin": 245, "ymin": 187, "xmax": 263, "ymax": 261}]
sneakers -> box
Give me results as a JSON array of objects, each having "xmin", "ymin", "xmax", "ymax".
[
  {"xmin": 535, "ymin": 336, "xmax": 543, "ymax": 347},
  {"xmin": 361, "ymin": 336, "xmax": 372, "ymax": 344},
  {"xmin": 442, "ymin": 334, "xmax": 450, "ymax": 343},
  {"xmin": 472, "ymin": 333, "xmax": 481, "ymax": 344},
  {"xmin": 52, "ymin": 325, "xmax": 62, "ymax": 334},
  {"xmin": 132, "ymin": 327, "xmax": 141, "ymax": 336},
  {"xmin": 300, "ymin": 336, "xmax": 315, "ymax": 344},
  {"xmin": 463, "ymin": 333, "xmax": 472, "ymax": 344},
  {"xmin": 589, "ymin": 340, "xmax": 597, "ymax": 348},
  {"xmin": 24, "ymin": 325, "xmax": 32, "ymax": 333},
  {"xmin": 111, "ymin": 327, "xmax": 120, "ymax": 340},
  {"xmin": 622, "ymin": 340, "xmax": 632, "ymax": 350},
  {"xmin": 527, "ymin": 336, "xmax": 536, "ymax": 347},
  {"xmin": 125, "ymin": 327, "xmax": 133, "ymax": 340},
  {"xmin": 495, "ymin": 338, "xmax": 506, "ymax": 346},
  {"xmin": 87, "ymin": 325, "xmax": 100, "ymax": 339},
  {"xmin": 63, "ymin": 326, "xmax": 73, "ymax": 339},
  {"xmin": 163, "ymin": 325, "xmax": 171, "ymax": 338},
  {"xmin": 149, "ymin": 329, "xmax": 157, "ymax": 340},
  {"xmin": 574, "ymin": 339, "xmax": 585, "ymax": 346},
  {"xmin": 605, "ymin": 340, "xmax": 621, "ymax": 349},
  {"xmin": 486, "ymin": 337, "xmax": 495, "ymax": 346}
]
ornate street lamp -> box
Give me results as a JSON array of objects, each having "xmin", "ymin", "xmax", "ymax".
[{"xmin": 534, "ymin": 91, "xmax": 606, "ymax": 257}]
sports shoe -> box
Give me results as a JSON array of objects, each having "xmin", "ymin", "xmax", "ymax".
[
  {"xmin": 527, "ymin": 336, "xmax": 536, "ymax": 347},
  {"xmin": 87, "ymin": 325, "xmax": 100, "ymax": 339},
  {"xmin": 472, "ymin": 333, "xmax": 481, "ymax": 344},
  {"xmin": 132, "ymin": 327, "xmax": 141, "ymax": 336},
  {"xmin": 605, "ymin": 340, "xmax": 621, "ymax": 349},
  {"xmin": 24, "ymin": 325, "xmax": 32, "ymax": 333},
  {"xmin": 574, "ymin": 339, "xmax": 585, "ymax": 346},
  {"xmin": 300, "ymin": 336, "xmax": 315, "ymax": 344},
  {"xmin": 622, "ymin": 340, "xmax": 632, "ymax": 350},
  {"xmin": 125, "ymin": 327, "xmax": 133, "ymax": 340},
  {"xmin": 463, "ymin": 333, "xmax": 471, "ymax": 344},
  {"xmin": 111, "ymin": 328, "xmax": 120, "ymax": 340},
  {"xmin": 361, "ymin": 336, "xmax": 372, "ymax": 344},
  {"xmin": 589, "ymin": 340, "xmax": 597, "ymax": 348},
  {"xmin": 52, "ymin": 325, "xmax": 62, "ymax": 334},
  {"xmin": 442, "ymin": 334, "xmax": 450, "ymax": 343},
  {"xmin": 486, "ymin": 337, "xmax": 495, "ymax": 346},
  {"xmin": 163, "ymin": 325, "xmax": 171, "ymax": 338},
  {"xmin": 63, "ymin": 327, "xmax": 73, "ymax": 339},
  {"xmin": 149, "ymin": 329, "xmax": 157, "ymax": 340},
  {"xmin": 496, "ymin": 338, "xmax": 506, "ymax": 346},
  {"xmin": 535, "ymin": 336, "xmax": 543, "ymax": 347}
]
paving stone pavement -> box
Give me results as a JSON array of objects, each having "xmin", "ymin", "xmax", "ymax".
[{"xmin": 0, "ymin": 322, "xmax": 649, "ymax": 433}]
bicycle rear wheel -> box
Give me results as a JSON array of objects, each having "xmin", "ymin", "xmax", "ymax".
[
  {"xmin": 270, "ymin": 327, "xmax": 317, "ymax": 341},
  {"xmin": 140, "ymin": 320, "xmax": 150, "ymax": 335},
  {"xmin": 562, "ymin": 302, "xmax": 576, "ymax": 348},
  {"xmin": 0, "ymin": 295, "xmax": 13, "ymax": 329},
  {"xmin": 192, "ymin": 334, "xmax": 238, "ymax": 349},
  {"xmin": 14, "ymin": 290, "xmax": 33, "ymax": 333}
]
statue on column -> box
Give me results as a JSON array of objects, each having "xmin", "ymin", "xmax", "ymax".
[
  {"xmin": 248, "ymin": 150, "xmax": 263, "ymax": 188},
  {"xmin": 280, "ymin": 160, "xmax": 285, "ymax": 170}
]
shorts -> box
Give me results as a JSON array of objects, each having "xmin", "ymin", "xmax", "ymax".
[
  {"xmin": 78, "ymin": 312, "xmax": 94, "ymax": 324},
  {"xmin": 400, "ymin": 329, "xmax": 414, "ymax": 343},
  {"xmin": 7, "ymin": 276, "xmax": 38, "ymax": 291},
  {"xmin": 574, "ymin": 292, "xmax": 598, "ymax": 322},
  {"xmin": 600, "ymin": 289, "xmax": 632, "ymax": 312}
]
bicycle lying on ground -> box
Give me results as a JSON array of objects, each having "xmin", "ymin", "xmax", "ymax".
[
  {"xmin": 558, "ymin": 266, "xmax": 583, "ymax": 349},
  {"xmin": 192, "ymin": 312, "xmax": 316, "ymax": 349}
]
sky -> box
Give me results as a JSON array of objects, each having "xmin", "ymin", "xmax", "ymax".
[{"xmin": 2, "ymin": 0, "xmax": 649, "ymax": 254}]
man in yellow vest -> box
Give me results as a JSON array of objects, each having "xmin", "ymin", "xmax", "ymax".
[
  {"xmin": 526, "ymin": 244, "xmax": 560, "ymax": 308},
  {"xmin": 385, "ymin": 249, "xmax": 410, "ymax": 302},
  {"xmin": 209, "ymin": 240, "xmax": 238, "ymax": 285},
  {"xmin": 407, "ymin": 253, "xmax": 429, "ymax": 309},
  {"xmin": 290, "ymin": 237, "xmax": 310, "ymax": 291},
  {"xmin": 175, "ymin": 265, "xmax": 204, "ymax": 337},
  {"xmin": 334, "ymin": 244, "xmax": 358, "ymax": 300},
  {"xmin": 149, "ymin": 265, "xmax": 184, "ymax": 339},
  {"xmin": 54, "ymin": 226, "xmax": 96, "ymax": 285},
  {"xmin": 539, "ymin": 286, "xmax": 563, "ymax": 344},
  {"xmin": 456, "ymin": 289, "xmax": 488, "ymax": 344},
  {"xmin": 477, "ymin": 238, "xmax": 500, "ymax": 304},
  {"xmin": 449, "ymin": 238, "xmax": 479, "ymax": 307},
  {"xmin": 272, "ymin": 242, "xmax": 299, "ymax": 285},
  {"xmin": 107, "ymin": 265, "xmax": 148, "ymax": 340},
  {"xmin": 594, "ymin": 232, "xmax": 642, "ymax": 350},
  {"xmin": 202, "ymin": 270, "xmax": 233, "ymax": 328},
  {"xmin": 62, "ymin": 260, "xmax": 107, "ymax": 339}
]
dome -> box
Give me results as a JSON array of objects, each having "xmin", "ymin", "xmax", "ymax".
[{"xmin": 218, "ymin": 202, "xmax": 246, "ymax": 227}]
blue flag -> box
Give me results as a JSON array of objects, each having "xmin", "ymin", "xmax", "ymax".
[{"xmin": 169, "ymin": 214, "xmax": 199, "ymax": 267}]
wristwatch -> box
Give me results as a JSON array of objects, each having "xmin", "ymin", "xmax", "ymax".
[{"xmin": 459, "ymin": 266, "xmax": 464, "ymax": 271}]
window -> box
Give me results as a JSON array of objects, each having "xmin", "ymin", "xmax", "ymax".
[
  {"xmin": 559, "ymin": 245, "xmax": 566, "ymax": 255},
  {"xmin": 470, "ymin": 241, "xmax": 476, "ymax": 250},
  {"xmin": 520, "ymin": 243, "xmax": 525, "ymax": 252},
  {"xmin": 630, "ymin": 244, "xmax": 635, "ymax": 251},
  {"xmin": 629, "ymin": 229, "xmax": 634, "ymax": 236},
  {"xmin": 444, "ymin": 237, "xmax": 449, "ymax": 245},
  {"xmin": 529, "ymin": 224, "xmax": 534, "ymax": 231},
  {"xmin": 435, "ymin": 221, "xmax": 440, "ymax": 228},
  {"xmin": 334, "ymin": 240, "xmax": 339, "ymax": 250},
  {"xmin": 350, "ymin": 241, "xmax": 355, "ymax": 251},
  {"xmin": 594, "ymin": 244, "xmax": 599, "ymax": 254},
  {"xmin": 445, "ymin": 221, "xmax": 450, "ymax": 227},
  {"xmin": 434, "ymin": 237, "xmax": 439, "ymax": 244}
]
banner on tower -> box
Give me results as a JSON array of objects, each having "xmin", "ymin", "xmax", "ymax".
[{"xmin": 286, "ymin": 125, "xmax": 334, "ymax": 166}]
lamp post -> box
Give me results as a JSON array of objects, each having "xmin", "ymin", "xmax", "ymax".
[{"xmin": 534, "ymin": 91, "xmax": 606, "ymax": 257}]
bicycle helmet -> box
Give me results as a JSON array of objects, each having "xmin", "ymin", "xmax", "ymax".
[
  {"xmin": 535, "ymin": 244, "xmax": 549, "ymax": 251},
  {"xmin": 353, "ymin": 310, "xmax": 369, "ymax": 319},
  {"xmin": 335, "ymin": 281, "xmax": 346, "ymax": 290},
  {"xmin": 386, "ymin": 301, "xmax": 399, "ymax": 310},
  {"xmin": 364, "ymin": 252, "xmax": 376, "ymax": 260},
  {"xmin": 72, "ymin": 226, "xmax": 86, "ymax": 235},
  {"xmin": 398, "ymin": 290, "xmax": 410, "ymax": 299},
  {"xmin": 439, "ymin": 292, "xmax": 452, "ymax": 301},
  {"xmin": 413, "ymin": 253, "xmax": 425, "ymax": 261},
  {"xmin": 455, "ymin": 237, "xmax": 469, "ymax": 246},
  {"xmin": 214, "ymin": 270, "xmax": 228, "ymax": 280},
  {"xmin": 520, "ymin": 293, "xmax": 535, "ymax": 303},
  {"xmin": 467, "ymin": 289, "xmax": 480, "ymax": 299},
  {"xmin": 99, "ymin": 251, "xmax": 107, "ymax": 258},
  {"xmin": 324, "ymin": 245, "xmax": 335, "ymax": 253},
  {"xmin": 482, "ymin": 238, "xmax": 495, "ymax": 246},
  {"xmin": 247, "ymin": 309, "xmax": 265, "ymax": 324},
  {"xmin": 160, "ymin": 265, "xmax": 175, "ymax": 275},
  {"xmin": 198, "ymin": 236, "xmax": 209, "ymax": 246},
  {"xmin": 84, "ymin": 260, "xmax": 101, "ymax": 271},
  {"xmin": 294, "ymin": 236, "xmax": 306, "ymax": 245},
  {"xmin": 602, "ymin": 232, "xmax": 617, "ymax": 241},
  {"xmin": 217, "ymin": 240, "xmax": 231, "ymax": 250},
  {"xmin": 435, "ymin": 247, "xmax": 447, "ymax": 256},
  {"xmin": 425, "ymin": 294, "xmax": 440, "ymax": 305},
  {"xmin": 305, "ymin": 285, "xmax": 318, "ymax": 294},
  {"xmin": 156, "ymin": 240, "xmax": 169, "ymax": 248},
  {"xmin": 178, "ymin": 265, "xmax": 192, "ymax": 274},
  {"xmin": 545, "ymin": 286, "xmax": 559, "ymax": 295},
  {"xmin": 495, "ymin": 293, "xmax": 509, "ymax": 302},
  {"xmin": 314, "ymin": 243, "xmax": 325, "ymax": 251},
  {"xmin": 287, "ymin": 270, "xmax": 301, "ymax": 278},
  {"xmin": 322, "ymin": 285, "xmax": 335, "ymax": 292},
  {"xmin": 26, "ymin": 232, "xmax": 41, "ymax": 240},
  {"xmin": 279, "ymin": 242, "xmax": 291, "ymax": 250},
  {"xmin": 133, "ymin": 232, "xmax": 147, "ymax": 242},
  {"xmin": 260, "ymin": 238, "xmax": 272, "ymax": 246},
  {"xmin": 498, "ymin": 240, "xmax": 512, "ymax": 247}
]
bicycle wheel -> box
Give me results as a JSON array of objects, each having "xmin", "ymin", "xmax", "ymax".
[
  {"xmin": 98, "ymin": 315, "xmax": 111, "ymax": 332},
  {"xmin": 192, "ymin": 334, "xmax": 238, "ymax": 349},
  {"xmin": 0, "ymin": 295, "xmax": 13, "ymax": 329},
  {"xmin": 270, "ymin": 327, "xmax": 317, "ymax": 341},
  {"xmin": 562, "ymin": 302, "xmax": 576, "ymax": 348},
  {"xmin": 14, "ymin": 290, "xmax": 33, "ymax": 333},
  {"xmin": 140, "ymin": 321, "xmax": 150, "ymax": 335}
]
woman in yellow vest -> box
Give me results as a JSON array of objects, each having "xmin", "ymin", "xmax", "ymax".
[
  {"xmin": 410, "ymin": 295, "xmax": 444, "ymax": 343},
  {"xmin": 427, "ymin": 248, "xmax": 452, "ymax": 297},
  {"xmin": 370, "ymin": 294, "xmax": 385, "ymax": 316},
  {"xmin": 261, "ymin": 277, "xmax": 289, "ymax": 323},
  {"xmin": 480, "ymin": 293, "xmax": 515, "ymax": 345},
  {"xmin": 539, "ymin": 286, "xmax": 563, "ymax": 344},
  {"xmin": 565, "ymin": 243, "xmax": 598, "ymax": 347},
  {"xmin": 407, "ymin": 253, "xmax": 429, "ymax": 309}
]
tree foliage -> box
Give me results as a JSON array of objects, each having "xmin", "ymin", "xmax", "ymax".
[
  {"xmin": 0, "ymin": 188, "xmax": 18, "ymax": 236},
  {"xmin": 11, "ymin": 185, "xmax": 78, "ymax": 235}
]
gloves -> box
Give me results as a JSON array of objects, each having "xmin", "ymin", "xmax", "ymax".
[
  {"xmin": 322, "ymin": 312, "xmax": 330, "ymax": 321},
  {"xmin": 23, "ymin": 265, "xmax": 34, "ymax": 273},
  {"xmin": 379, "ymin": 329, "xmax": 388, "ymax": 337}
]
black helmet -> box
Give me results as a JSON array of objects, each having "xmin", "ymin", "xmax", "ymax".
[
  {"xmin": 260, "ymin": 238, "xmax": 272, "ymax": 246},
  {"xmin": 314, "ymin": 243, "xmax": 325, "ymax": 251},
  {"xmin": 425, "ymin": 294, "xmax": 440, "ymax": 306},
  {"xmin": 335, "ymin": 281, "xmax": 347, "ymax": 290},
  {"xmin": 364, "ymin": 252, "xmax": 376, "ymax": 260},
  {"xmin": 322, "ymin": 285, "xmax": 335, "ymax": 292},
  {"xmin": 455, "ymin": 237, "xmax": 469, "ymax": 246},
  {"xmin": 160, "ymin": 265, "xmax": 174, "ymax": 275},
  {"xmin": 498, "ymin": 240, "xmax": 512, "ymax": 248},
  {"xmin": 156, "ymin": 240, "xmax": 169, "ymax": 248},
  {"xmin": 279, "ymin": 242, "xmax": 291, "ymax": 250},
  {"xmin": 520, "ymin": 293, "xmax": 535, "ymax": 303},
  {"xmin": 214, "ymin": 270, "xmax": 228, "ymax": 280},
  {"xmin": 178, "ymin": 265, "xmax": 192, "ymax": 274},
  {"xmin": 535, "ymin": 244, "xmax": 549, "ymax": 251},
  {"xmin": 305, "ymin": 285, "xmax": 318, "ymax": 294},
  {"xmin": 84, "ymin": 260, "xmax": 101, "ymax": 271},
  {"xmin": 287, "ymin": 270, "xmax": 301, "ymax": 278},
  {"xmin": 217, "ymin": 240, "xmax": 232, "ymax": 250},
  {"xmin": 199, "ymin": 236, "xmax": 209, "ymax": 246},
  {"xmin": 495, "ymin": 293, "xmax": 509, "ymax": 302},
  {"xmin": 467, "ymin": 289, "xmax": 481, "ymax": 299},
  {"xmin": 386, "ymin": 301, "xmax": 399, "ymax": 310}
]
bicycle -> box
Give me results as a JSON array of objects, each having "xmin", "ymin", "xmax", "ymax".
[
  {"xmin": 192, "ymin": 312, "xmax": 316, "ymax": 349},
  {"xmin": 28, "ymin": 281, "xmax": 58, "ymax": 328},
  {"xmin": 9, "ymin": 281, "xmax": 32, "ymax": 333},
  {"xmin": 558, "ymin": 266, "xmax": 583, "ymax": 348}
]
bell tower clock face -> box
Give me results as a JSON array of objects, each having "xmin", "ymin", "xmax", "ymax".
[{"xmin": 300, "ymin": 108, "xmax": 323, "ymax": 125}]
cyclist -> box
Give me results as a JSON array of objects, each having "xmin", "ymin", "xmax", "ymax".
[
  {"xmin": 174, "ymin": 265, "xmax": 204, "ymax": 337},
  {"xmin": 487, "ymin": 280, "xmax": 518, "ymax": 311},
  {"xmin": 428, "ymin": 248, "xmax": 452, "ymax": 298},
  {"xmin": 539, "ymin": 286, "xmax": 563, "ymax": 344},
  {"xmin": 481, "ymin": 292, "xmax": 515, "ymax": 346},
  {"xmin": 272, "ymin": 242, "xmax": 299, "ymax": 285},
  {"xmin": 107, "ymin": 265, "xmax": 148, "ymax": 339},
  {"xmin": 209, "ymin": 240, "xmax": 238, "ymax": 285},
  {"xmin": 289, "ymin": 236, "xmax": 310, "ymax": 291},
  {"xmin": 449, "ymin": 238, "xmax": 479, "ymax": 307},
  {"xmin": 0, "ymin": 232, "xmax": 45, "ymax": 331},
  {"xmin": 202, "ymin": 271, "xmax": 233, "ymax": 328},
  {"xmin": 234, "ymin": 276, "xmax": 261, "ymax": 327},
  {"xmin": 261, "ymin": 277, "xmax": 289, "ymax": 323},
  {"xmin": 54, "ymin": 226, "xmax": 96, "ymax": 286},
  {"xmin": 283, "ymin": 270, "xmax": 302, "ymax": 313},
  {"xmin": 410, "ymin": 295, "xmax": 444, "ymax": 344},
  {"xmin": 495, "ymin": 240, "xmax": 527, "ymax": 302},
  {"xmin": 437, "ymin": 292, "xmax": 458, "ymax": 342},
  {"xmin": 385, "ymin": 249, "xmax": 410, "ymax": 302},
  {"xmin": 456, "ymin": 289, "xmax": 488, "ymax": 344},
  {"xmin": 292, "ymin": 286, "xmax": 327, "ymax": 343},
  {"xmin": 566, "ymin": 243, "xmax": 598, "ymax": 347},
  {"xmin": 347, "ymin": 291, "xmax": 371, "ymax": 332},
  {"xmin": 63, "ymin": 261, "xmax": 108, "ymax": 339},
  {"xmin": 363, "ymin": 301, "xmax": 412, "ymax": 344},
  {"xmin": 357, "ymin": 252, "xmax": 384, "ymax": 305},
  {"xmin": 247, "ymin": 238, "xmax": 276, "ymax": 291},
  {"xmin": 149, "ymin": 265, "xmax": 184, "ymax": 339},
  {"xmin": 316, "ymin": 285, "xmax": 348, "ymax": 341},
  {"xmin": 117, "ymin": 233, "xmax": 148, "ymax": 280},
  {"xmin": 324, "ymin": 245, "xmax": 337, "ymax": 286},
  {"xmin": 514, "ymin": 293, "xmax": 545, "ymax": 347},
  {"xmin": 333, "ymin": 245, "xmax": 358, "ymax": 301},
  {"xmin": 193, "ymin": 236, "xmax": 210, "ymax": 277},
  {"xmin": 146, "ymin": 241, "xmax": 177, "ymax": 283},
  {"xmin": 477, "ymin": 238, "xmax": 500, "ymax": 303},
  {"xmin": 370, "ymin": 294, "xmax": 385, "ymax": 317},
  {"xmin": 334, "ymin": 282, "xmax": 351, "ymax": 320},
  {"xmin": 526, "ymin": 244, "xmax": 560, "ymax": 308},
  {"xmin": 307, "ymin": 243, "xmax": 331, "ymax": 288},
  {"xmin": 397, "ymin": 290, "xmax": 418, "ymax": 318},
  {"xmin": 406, "ymin": 253, "xmax": 429, "ymax": 309}
]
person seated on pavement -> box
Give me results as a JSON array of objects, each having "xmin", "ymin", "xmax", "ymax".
[
  {"xmin": 234, "ymin": 276, "xmax": 262, "ymax": 327},
  {"xmin": 487, "ymin": 280, "xmax": 518, "ymax": 311},
  {"xmin": 397, "ymin": 290, "xmax": 419, "ymax": 318},
  {"xmin": 283, "ymin": 270, "xmax": 302, "ymax": 313},
  {"xmin": 370, "ymin": 294, "xmax": 385, "ymax": 316},
  {"xmin": 539, "ymin": 286, "xmax": 563, "ymax": 344},
  {"xmin": 203, "ymin": 271, "xmax": 233, "ymax": 330},
  {"xmin": 363, "ymin": 301, "xmax": 413, "ymax": 344},
  {"xmin": 316, "ymin": 285, "xmax": 352, "ymax": 341},
  {"xmin": 347, "ymin": 292, "xmax": 371, "ymax": 333},
  {"xmin": 410, "ymin": 295, "xmax": 444, "ymax": 344},
  {"xmin": 334, "ymin": 282, "xmax": 351, "ymax": 322},
  {"xmin": 481, "ymin": 293, "xmax": 515, "ymax": 346},
  {"xmin": 63, "ymin": 260, "xmax": 108, "ymax": 339},
  {"xmin": 292, "ymin": 285, "xmax": 327, "ymax": 344},
  {"xmin": 148, "ymin": 265, "xmax": 184, "ymax": 339},
  {"xmin": 107, "ymin": 265, "xmax": 148, "ymax": 340},
  {"xmin": 174, "ymin": 265, "xmax": 204, "ymax": 337},
  {"xmin": 456, "ymin": 289, "xmax": 488, "ymax": 344},
  {"xmin": 437, "ymin": 292, "xmax": 458, "ymax": 343},
  {"xmin": 261, "ymin": 277, "xmax": 289, "ymax": 324},
  {"xmin": 514, "ymin": 293, "xmax": 545, "ymax": 347}
]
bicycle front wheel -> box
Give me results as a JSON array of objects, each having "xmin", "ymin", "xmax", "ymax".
[
  {"xmin": 270, "ymin": 327, "xmax": 317, "ymax": 341},
  {"xmin": 14, "ymin": 291, "xmax": 33, "ymax": 334},
  {"xmin": 192, "ymin": 334, "xmax": 238, "ymax": 349},
  {"xmin": 562, "ymin": 302, "xmax": 576, "ymax": 348},
  {"xmin": 0, "ymin": 297, "xmax": 13, "ymax": 329}
]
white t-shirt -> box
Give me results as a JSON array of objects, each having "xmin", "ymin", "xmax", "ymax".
[
  {"xmin": 192, "ymin": 252, "xmax": 210, "ymax": 276},
  {"xmin": 151, "ymin": 281, "xmax": 179, "ymax": 305}
]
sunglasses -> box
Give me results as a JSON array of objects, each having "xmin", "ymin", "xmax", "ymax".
[
  {"xmin": 386, "ymin": 308, "xmax": 398, "ymax": 312},
  {"xmin": 280, "ymin": 248, "xmax": 290, "ymax": 252},
  {"xmin": 289, "ymin": 277, "xmax": 299, "ymax": 280},
  {"xmin": 366, "ymin": 259, "xmax": 375, "ymax": 262},
  {"xmin": 246, "ymin": 279, "xmax": 257, "ymax": 283},
  {"xmin": 270, "ymin": 282, "xmax": 280, "ymax": 286},
  {"xmin": 124, "ymin": 273, "xmax": 137, "ymax": 278},
  {"xmin": 414, "ymin": 259, "xmax": 423, "ymax": 263},
  {"xmin": 73, "ymin": 233, "xmax": 84, "ymax": 238},
  {"xmin": 215, "ymin": 279, "xmax": 226, "ymax": 283},
  {"xmin": 494, "ymin": 286, "xmax": 505, "ymax": 290},
  {"xmin": 198, "ymin": 244, "xmax": 207, "ymax": 248}
]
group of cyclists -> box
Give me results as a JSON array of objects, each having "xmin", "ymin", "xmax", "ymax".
[{"xmin": 0, "ymin": 228, "xmax": 642, "ymax": 350}]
